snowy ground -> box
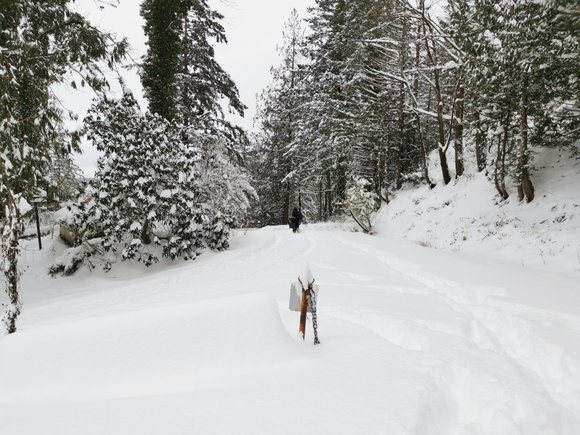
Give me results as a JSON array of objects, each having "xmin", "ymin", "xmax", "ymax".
[
  {"xmin": 376, "ymin": 147, "xmax": 580, "ymax": 274},
  {"xmin": 1, "ymin": 224, "xmax": 579, "ymax": 434}
]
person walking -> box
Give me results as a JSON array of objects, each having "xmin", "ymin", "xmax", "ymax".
[{"xmin": 289, "ymin": 207, "xmax": 303, "ymax": 233}]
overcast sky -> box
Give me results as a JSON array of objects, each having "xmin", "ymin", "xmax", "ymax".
[{"xmin": 68, "ymin": 0, "xmax": 314, "ymax": 175}]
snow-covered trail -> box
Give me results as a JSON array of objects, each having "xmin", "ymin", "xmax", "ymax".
[{"xmin": 1, "ymin": 225, "xmax": 579, "ymax": 434}]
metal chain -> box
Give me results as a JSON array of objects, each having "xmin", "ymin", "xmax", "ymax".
[{"xmin": 307, "ymin": 283, "xmax": 320, "ymax": 345}]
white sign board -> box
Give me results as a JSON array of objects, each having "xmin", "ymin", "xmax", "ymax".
[{"xmin": 289, "ymin": 282, "xmax": 318, "ymax": 313}]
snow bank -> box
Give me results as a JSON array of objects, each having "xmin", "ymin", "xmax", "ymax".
[
  {"xmin": 376, "ymin": 147, "xmax": 580, "ymax": 273},
  {"xmin": 0, "ymin": 293, "xmax": 303, "ymax": 402}
]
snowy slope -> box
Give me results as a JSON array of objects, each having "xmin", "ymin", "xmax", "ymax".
[
  {"xmin": 1, "ymin": 225, "xmax": 579, "ymax": 434},
  {"xmin": 376, "ymin": 147, "xmax": 580, "ymax": 273}
]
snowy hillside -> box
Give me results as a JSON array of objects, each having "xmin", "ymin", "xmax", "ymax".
[
  {"xmin": 1, "ymin": 225, "xmax": 579, "ymax": 434},
  {"xmin": 376, "ymin": 147, "xmax": 580, "ymax": 273}
]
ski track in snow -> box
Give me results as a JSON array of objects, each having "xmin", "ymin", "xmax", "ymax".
[
  {"xmin": 328, "ymin": 233, "xmax": 580, "ymax": 431},
  {"xmin": 1, "ymin": 225, "xmax": 579, "ymax": 434}
]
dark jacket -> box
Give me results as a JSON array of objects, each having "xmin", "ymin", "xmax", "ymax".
[{"xmin": 292, "ymin": 208, "xmax": 302, "ymax": 223}]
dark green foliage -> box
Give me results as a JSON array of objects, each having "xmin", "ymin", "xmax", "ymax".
[
  {"xmin": 141, "ymin": 0, "xmax": 247, "ymax": 155},
  {"xmin": 140, "ymin": 0, "xmax": 186, "ymax": 120},
  {"xmin": 78, "ymin": 92, "xmax": 205, "ymax": 266}
]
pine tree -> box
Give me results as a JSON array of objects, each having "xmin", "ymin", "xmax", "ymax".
[
  {"xmin": 178, "ymin": 2, "xmax": 247, "ymax": 152},
  {"xmin": 303, "ymin": 0, "xmax": 352, "ymax": 218},
  {"xmin": 141, "ymin": 0, "xmax": 247, "ymax": 152},
  {"xmin": 344, "ymin": 177, "xmax": 378, "ymax": 234},
  {"xmin": 69, "ymin": 90, "xmax": 255, "ymax": 271},
  {"xmin": 78, "ymin": 92, "xmax": 205, "ymax": 266},
  {"xmin": 253, "ymin": 10, "xmax": 310, "ymax": 226}
]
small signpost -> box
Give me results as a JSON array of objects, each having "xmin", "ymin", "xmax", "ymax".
[
  {"xmin": 289, "ymin": 271, "xmax": 320, "ymax": 345},
  {"xmin": 31, "ymin": 197, "xmax": 44, "ymax": 250}
]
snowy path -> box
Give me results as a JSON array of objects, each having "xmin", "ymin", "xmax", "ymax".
[{"xmin": 1, "ymin": 225, "xmax": 579, "ymax": 434}]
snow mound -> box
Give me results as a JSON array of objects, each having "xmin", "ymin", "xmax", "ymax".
[
  {"xmin": 0, "ymin": 292, "xmax": 304, "ymax": 402},
  {"xmin": 376, "ymin": 147, "xmax": 580, "ymax": 273}
]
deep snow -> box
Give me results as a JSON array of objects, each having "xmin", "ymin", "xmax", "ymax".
[
  {"xmin": 1, "ymin": 224, "xmax": 579, "ymax": 434},
  {"xmin": 376, "ymin": 147, "xmax": 580, "ymax": 273}
]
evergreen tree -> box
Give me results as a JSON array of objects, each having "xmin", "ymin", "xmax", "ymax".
[
  {"xmin": 141, "ymin": 0, "xmax": 247, "ymax": 153},
  {"xmin": 47, "ymin": 148, "xmax": 84, "ymax": 203},
  {"xmin": 344, "ymin": 177, "xmax": 378, "ymax": 234},
  {"xmin": 78, "ymin": 92, "xmax": 205, "ymax": 266},
  {"xmin": 178, "ymin": 2, "xmax": 247, "ymax": 152},
  {"xmin": 140, "ymin": 0, "xmax": 186, "ymax": 120},
  {"xmin": 69, "ymin": 91, "xmax": 255, "ymax": 271},
  {"xmin": 303, "ymin": 0, "xmax": 352, "ymax": 218},
  {"xmin": 253, "ymin": 10, "xmax": 309, "ymax": 226}
]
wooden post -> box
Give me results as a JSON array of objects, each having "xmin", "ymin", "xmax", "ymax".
[
  {"xmin": 34, "ymin": 203, "xmax": 42, "ymax": 250},
  {"xmin": 299, "ymin": 286, "xmax": 308, "ymax": 340}
]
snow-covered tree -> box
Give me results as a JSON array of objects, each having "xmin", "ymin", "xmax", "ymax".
[
  {"xmin": 178, "ymin": 2, "xmax": 247, "ymax": 152},
  {"xmin": 344, "ymin": 177, "xmax": 378, "ymax": 234},
  {"xmin": 0, "ymin": 0, "xmax": 126, "ymax": 333},
  {"xmin": 253, "ymin": 9, "xmax": 310, "ymax": 226},
  {"xmin": 76, "ymin": 92, "xmax": 204, "ymax": 266},
  {"xmin": 47, "ymin": 148, "xmax": 84, "ymax": 203},
  {"xmin": 67, "ymin": 90, "xmax": 255, "ymax": 271}
]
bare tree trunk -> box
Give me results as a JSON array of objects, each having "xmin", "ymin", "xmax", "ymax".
[
  {"xmin": 318, "ymin": 180, "xmax": 323, "ymax": 221},
  {"xmin": 377, "ymin": 148, "xmax": 389, "ymax": 203},
  {"xmin": 415, "ymin": 114, "xmax": 434, "ymax": 188},
  {"xmin": 475, "ymin": 126, "xmax": 486, "ymax": 172},
  {"xmin": 2, "ymin": 194, "xmax": 23, "ymax": 334},
  {"xmin": 395, "ymin": 15, "xmax": 409, "ymax": 189},
  {"xmin": 282, "ymin": 186, "xmax": 290, "ymax": 224},
  {"xmin": 419, "ymin": 0, "xmax": 453, "ymax": 184},
  {"xmin": 413, "ymin": 23, "xmax": 433, "ymax": 188},
  {"xmin": 326, "ymin": 172, "xmax": 332, "ymax": 218},
  {"xmin": 517, "ymin": 76, "xmax": 535, "ymax": 203},
  {"xmin": 494, "ymin": 119, "xmax": 510, "ymax": 200},
  {"xmin": 454, "ymin": 82, "xmax": 464, "ymax": 178},
  {"xmin": 421, "ymin": 22, "xmax": 451, "ymax": 184}
]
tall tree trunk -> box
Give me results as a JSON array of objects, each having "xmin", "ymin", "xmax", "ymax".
[
  {"xmin": 412, "ymin": 23, "xmax": 433, "ymax": 188},
  {"xmin": 395, "ymin": 16, "xmax": 409, "ymax": 189},
  {"xmin": 517, "ymin": 76, "xmax": 534, "ymax": 203},
  {"xmin": 2, "ymin": 194, "xmax": 23, "ymax": 334},
  {"xmin": 494, "ymin": 119, "xmax": 509, "ymax": 200},
  {"xmin": 318, "ymin": 179, "xmax": 323, "ymax": 221},
  {"xmin": 415, "ymin": 114, "xmax": 434, "ymax": 188},
  {"xmin": 282, "ymin": 185, "xmax": 290, "ymax": 224},
  {"xmin": 421, "ymin": 14, "xmax": 451, "ymax": 185},
  {"xmin": 475, "ymin": 125, "xmax": 486, "ymax": 172},
  {"xmin": 454, "ymin": 82, "xmax": 464, "ymax": 178},
  {"xmin": 377, "ymin": 146, "xmax": 390, "ymax": 202},
  {"xmin": 326, "ymin": 172, "xmax": 332, "ymax": 218},
  {"xmin": 438, "ymin": 146, "xmax": 451, "ymax": 185}
]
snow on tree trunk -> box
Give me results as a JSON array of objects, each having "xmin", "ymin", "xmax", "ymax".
[{"xmin": 1, "ymin": 193, "xmax": 23, "ymax": 334}]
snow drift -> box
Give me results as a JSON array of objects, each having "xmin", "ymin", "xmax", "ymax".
[{"xmin": 0, "ymin": 293, "xmax": 304, "ymax": 403}]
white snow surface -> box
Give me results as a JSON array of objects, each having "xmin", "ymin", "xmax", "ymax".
[
  {"xmin": 376, "ymin": 147, "xmax": 580, "ymax": 273},
  {"xmin": 1, "ymin": 223, "xmax": 580, "ymax": 434}
]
